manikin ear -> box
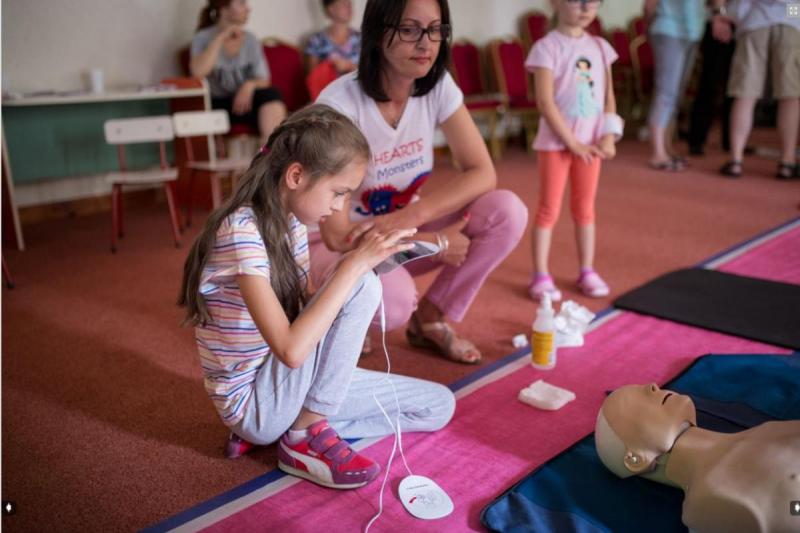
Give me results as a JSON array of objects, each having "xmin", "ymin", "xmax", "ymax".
[
  {"xmin": 284, "ymin": 162, "xmax": 306, "ymax": 191},
  {"xmin": 623, "ymin": 448, "xmax": 658, "ymax": 474}
]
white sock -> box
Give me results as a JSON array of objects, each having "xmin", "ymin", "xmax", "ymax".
[{"xmin": 286, "ymin": 427, "xmax": 309, "ymax": 444}]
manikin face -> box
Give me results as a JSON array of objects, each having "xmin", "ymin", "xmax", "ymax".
[
  {"xmin": 220, "ymin": 0, "xmax": 250, "ymax": 26},
  {"xmin": 553, "ymin": 0, "xmax": 600, "ymax": 30},
  {"xmin": 326, "ymin": 0, "xmax": 353, "ymax": 24},
  {"xmin": 381, "ymin": 0, "xmax": 443, "ymax": 82},
  {"xmin": 602, "ymin": 384, "xmax": 697, "ymax": 470},
  {"xmin": 286, "ymin": 159, "xmax": 366, "ymax": 225}
]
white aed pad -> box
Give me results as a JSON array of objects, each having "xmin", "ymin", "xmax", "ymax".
[
  {"xmin": 374, "ymin": 241, "xmax": 439, "ymax": 274},
  {"xmin": 518, "ymin": 379, "xmax": 576, "ymax": 411},
  {"xmin": 398, "ymin": 474, "xmax": 454, "ymax": 520}
]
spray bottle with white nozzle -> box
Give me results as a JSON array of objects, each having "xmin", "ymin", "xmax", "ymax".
[{"xmin": 531, "ymin": 293, "xmax": 556, "ymax": 370}]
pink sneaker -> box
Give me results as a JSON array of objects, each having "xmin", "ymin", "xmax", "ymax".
[
  {"xmin": 278, "ymin": 420, "xmax": 380, "ymax": 489},
  {"xmin": 577, "ymin": 270, "xmax": 610, "ymax": 297},
  {"xmin": 528, "ymin": 274, "xmax": 562, "ymax": 302},
  {"xmin": 225, "ymin": 432, "xmax": 257, "ymax": 459}
]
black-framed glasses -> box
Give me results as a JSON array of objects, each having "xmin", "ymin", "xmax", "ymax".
[
  {"xmin": 392, "ymin": 23, "xmax": 451, "ymax": 43},
  {"xmin": 565, "ymin": 0, "xmax": 603, "ymax": 6}
]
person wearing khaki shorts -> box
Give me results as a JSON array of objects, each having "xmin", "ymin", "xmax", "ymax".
[{"xmin": 714, "ymin": 0, "xmax": 800, "ymax": 179}]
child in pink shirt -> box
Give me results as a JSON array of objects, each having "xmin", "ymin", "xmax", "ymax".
[{"xmin": 525, "ymin": 0, "xmax": 623, "ymax": 301}]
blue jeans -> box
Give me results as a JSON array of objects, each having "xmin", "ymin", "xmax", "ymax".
[{"xmin": 648, "ymin": 32, "xmax": 699, "ymax": 128}]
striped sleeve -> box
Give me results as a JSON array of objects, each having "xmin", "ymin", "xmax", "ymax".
[{"xmin": 200, "ymin": 211, "xmax": 271, "ymax": 296}]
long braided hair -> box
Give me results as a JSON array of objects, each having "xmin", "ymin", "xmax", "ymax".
[{"xmin": 179, "ymin": 104, "xmax": 371, "ymax": 326}]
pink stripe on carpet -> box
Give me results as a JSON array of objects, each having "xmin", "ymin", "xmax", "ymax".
[
  {"xmin": 717, "ymin": 224, "xmax": 800, "ymax": 284},
  {"xmin": 197, "ymin": 223, "xmax": 799, "ymax": 533},
  {"xmin": 202, "ymin": 321, "xmax": 788, "ymax": 532}
]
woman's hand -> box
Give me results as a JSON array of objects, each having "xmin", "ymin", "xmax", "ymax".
[
  {"xmin": 711, "ymin": 15, "xmax": 733, "ymax": 43},
  {"xmin": 568, "ymin": 141, "xmax": 605, "ymax": 164},
  {"xmin": 233, "ymin": 81, "xmax": 255, "ymax": 114},
  {"xmin": 596, "ymin": 134, "xmax": 616, "ymax": 160},
  {"xmin": 438, "ymin": 214, "xmax": 471, "ymax": 267},
  {"xmin": 342, "ymin": 228, "xmax": 418, "ymax": 273},
  {"xmin": 330, "ymin": 55, "xmax": 356, "ymax": 73}
]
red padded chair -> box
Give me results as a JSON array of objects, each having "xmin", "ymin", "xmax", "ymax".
[
  {"xmin": 262, "ymin": 38, "xmax": 310, "ymax": 112},
  {"xmin": 451, "ymin": 40, "xmax": 504, "ymax": 159},
  {"xmin": 609, "ymin": 29, "xmax": 635, "ymax": 121},
  {"xmin": 520, "ymin": 11, "xmax": 549, "ymax": 49},
  {"xmin": 629, "ymin": 16, "xmax": 648, "ymax": 39},
  {"xmin": 587, "ymin": 17, "xmax": 605, "ymax": 37},
  {"xmin": 630, "ymin": 34, "xmax": 654, "ymax": 122},
  {"xmin": 306, "ymin": 60, "xmax": 339, "ymax": 101},
  {"xmin": 488, "ymin": 38, "xmax": 538, "ymax": 152}
]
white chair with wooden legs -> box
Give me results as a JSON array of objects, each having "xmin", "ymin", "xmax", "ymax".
[
  {"xmin": 103, "ymin": 116, "xmax": 181, "ymax": 253},
  {"xmin": 172, "ymin": 110, "xmax": 251, "ymax": 225}
]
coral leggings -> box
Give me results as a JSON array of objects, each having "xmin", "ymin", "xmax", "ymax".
[{"xmin": 534, "ymin": 150, "xmax": 601, "ymax": 229}]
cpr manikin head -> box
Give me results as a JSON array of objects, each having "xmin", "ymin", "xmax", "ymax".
[{"xmin": 595, "ymin": 384, "xmax": 696, "ymax": 480}]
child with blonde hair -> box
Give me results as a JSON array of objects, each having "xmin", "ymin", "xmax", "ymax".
[{"xmin": 526, "ymin": 0, "xmax": 623, "ymax": 301}]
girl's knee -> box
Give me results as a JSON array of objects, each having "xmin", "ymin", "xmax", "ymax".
[
  {"xmin": 535, "ymin": 207, "xmax": 559, "ymax": 229},
  {"xmin": 571, "ymin": 207, "xmax": 595, "ymax": 226},
  {"xmin": 350, "ymin": 271, "xmax": 382, "ymax": 310}
]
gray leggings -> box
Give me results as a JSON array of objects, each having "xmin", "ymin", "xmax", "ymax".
[
  {"xmin": 648, "ymin": 32, "xmax": 699, "ymax": 128},
  {"xmin": 233, "ymin": 272, "xmax": 456, "ymax": 445}
]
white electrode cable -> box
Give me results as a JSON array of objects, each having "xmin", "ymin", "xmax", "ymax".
[{"xmin": 364, "ymin": 296, "xmax": 413, "ymax": 532}]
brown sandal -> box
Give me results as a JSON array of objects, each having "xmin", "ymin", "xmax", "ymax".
[{"xmin": 406, "ymin": 313, "xmax": 483, "ymax": 364}]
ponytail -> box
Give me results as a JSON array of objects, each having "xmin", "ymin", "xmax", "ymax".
[{"xmin": 196, "ymin": 0, "xmax": 232, "ymax": 31}]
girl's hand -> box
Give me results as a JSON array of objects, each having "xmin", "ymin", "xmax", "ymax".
[
  {"xmin": 349, "ymin": 208, "xmax": 421, "ymax": 243},
  {"xmin": 438, "ymin": 213, "xmax": 471, "ymax": 267},
  {"xmin": 596, "ymin": 135, "xmax": 616, "ymax": 160},
  {"xmin": 343, "ymin": 228, "xmax": 418, "ymax": 273},
  {"xmin": 233, "ymin": 82, "xmax": 255, "ymax": 114},
  {"xmin": 569, "ymin": 141, "xmax": 605, "ymax": 164}
]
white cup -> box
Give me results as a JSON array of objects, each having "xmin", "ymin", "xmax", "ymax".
[{"xmin": 89, "ymin": 68, "xmax": 104, "ymax": 93}]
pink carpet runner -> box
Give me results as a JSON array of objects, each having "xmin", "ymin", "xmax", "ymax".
[{"xmin": 164, "ymin": 221, "xmax": 799, "ymax": 532}]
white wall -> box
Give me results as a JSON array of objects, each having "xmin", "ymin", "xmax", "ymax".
[{"xmin": 2, "ymin": 0, "xmax": 642, "ymax": 93}]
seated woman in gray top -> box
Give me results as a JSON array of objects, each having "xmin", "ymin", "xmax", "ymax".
[
  {"xmin": 190, "ymin": 0, "xmax": 287, "ymax": 142},
  {"xmin": 595, "ymin": 383, "xmax": 800, "ymax": 533}
]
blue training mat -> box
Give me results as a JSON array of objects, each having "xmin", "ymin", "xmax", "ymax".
[{"xmin": 480, "ymin": 354, "xmax": 800, "ymax": 533}]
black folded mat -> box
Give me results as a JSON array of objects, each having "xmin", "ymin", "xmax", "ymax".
[{"xmin": 613, "ymin": 268, "xmax": 800, "ymax": 349}]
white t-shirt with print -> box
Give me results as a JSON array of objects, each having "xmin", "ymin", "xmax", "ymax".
[{"xmin": 317, "ymin": 71, "xmax": 463, "ymax": 222}]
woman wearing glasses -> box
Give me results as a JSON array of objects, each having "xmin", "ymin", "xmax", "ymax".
[{"xmin": 311, "ymin": 0, "xmax": 527, "ymax": 364}]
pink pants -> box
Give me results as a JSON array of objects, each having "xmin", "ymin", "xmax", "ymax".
[
  {"xmin": 534, "ymin": 150, "xmax": 601, "ymax": 229},
  {"xmin": 309, "ymin": 189, "xmax": 528, "ymax": 331}
]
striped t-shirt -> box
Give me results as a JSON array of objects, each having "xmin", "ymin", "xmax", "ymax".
[{"xmin": 196, "ymin": 207, "xmax": 309, "ymax": 426}]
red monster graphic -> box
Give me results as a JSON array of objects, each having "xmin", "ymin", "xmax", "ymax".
[{"xmin": 355, "ymin": 171, "xmax": 430, "ymax": 216}]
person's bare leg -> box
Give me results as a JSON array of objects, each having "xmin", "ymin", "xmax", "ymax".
[
  {"xmin": 777, "ymin": 97, "xmax": 799, "ymax": 166},
  {"xmin": 534, "ymin": 226, "xmax": 553, "ymax": 274},
  {"xmin": 649, "ymin": 124, "xmax": 670, "ymax": 164},
  {"xmin": 416, "ymin": 297, "xmax": 444, "ymax": 323},
  {"xmin": 729, "ymin": 97, "xmax": 757, "ymax": 165},
  {"xmin": 259, "ymin": 100, "xmax": 288, "ymax": 144},
  {"xmin": 575, "ymin": 223, "xmax": 595, "ymax": 270}
]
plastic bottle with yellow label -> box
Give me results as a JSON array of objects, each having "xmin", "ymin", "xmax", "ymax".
[{"xmin": 531, "ymin": 293, "xmax": 556, "ymax": 370}]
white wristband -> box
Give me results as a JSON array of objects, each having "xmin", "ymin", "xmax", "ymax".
[{"xmin": 602, "ymin": 113, "xmax": 624, "ymax": 141}]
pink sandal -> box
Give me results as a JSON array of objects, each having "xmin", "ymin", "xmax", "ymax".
[
  {"xmin": 528, "ymin": 274, "xmax": 562, "ymax": 302},
  {"xmin": 577, "ymin": 270, "xmax": 610, "ymax": 298}
]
